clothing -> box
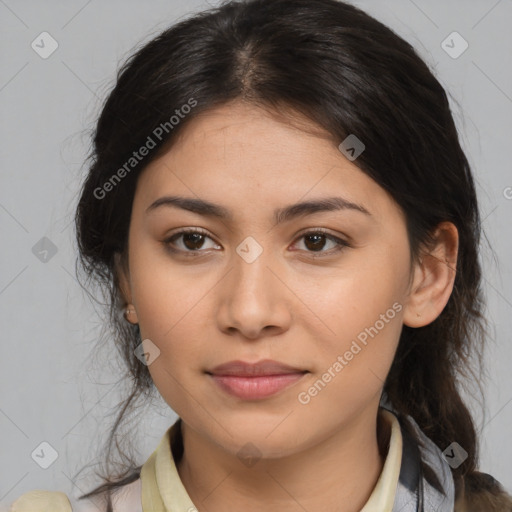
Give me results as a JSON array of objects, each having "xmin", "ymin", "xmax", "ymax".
[
  {"xmin": 139, "ymin": 408, "xmax": 403, "ymax": 511},
  {"xmin": 8, "ymin": 407, "xmax": 457, "ymax": 512},
  {"xmin": 393, "ymin": 408, "xmax": 455, "ymax": 511}
]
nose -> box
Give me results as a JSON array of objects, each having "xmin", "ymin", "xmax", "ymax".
[{"xmin": 216, "ymin": 246, "xmax": 292, "ymax": 340}]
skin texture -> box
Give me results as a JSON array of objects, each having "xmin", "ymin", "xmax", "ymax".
[{"xmin": 117, "ymin": 100, "xmax": 458, "ymax": 512}]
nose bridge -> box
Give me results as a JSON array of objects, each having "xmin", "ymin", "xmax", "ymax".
[{"xmin": 231, "ymin": 234, "xmax": 274, "ymax": 297}]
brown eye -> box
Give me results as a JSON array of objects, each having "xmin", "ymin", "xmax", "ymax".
[
  {"xmin": 181, "ymin": 232, "xmax": 206, "ymax": 250},
  {"xmin": 303, "ymin": 233, "xmax": 328, "ymax": 251},
  {"xmin": 293, "ymin": 230, "xmax": 350, "ymax": 257},
  {"xmin": 163, "ymin": 228, "xmax": 219, "ymax": 255}
]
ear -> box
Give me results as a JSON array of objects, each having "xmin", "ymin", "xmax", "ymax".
[
  {"xmin": 114, "ymin": 252, "xmax": 132, "ymax": 303},
  {"xmin": 114, "ymin": 252, "xmax": 139, "ymax": 324},
  {"xmin": 402, "ymin": 221, "xmax": 459, "ymax": 328}
]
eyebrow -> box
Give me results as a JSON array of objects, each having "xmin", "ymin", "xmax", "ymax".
[{"xmin": 145, "ymin": 195, "xmax": 372, "ymax": 224}]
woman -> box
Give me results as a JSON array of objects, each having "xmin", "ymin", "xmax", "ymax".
[{"xmin": 10, "ymin": 0, "xmax": 512, "ymax": 510}]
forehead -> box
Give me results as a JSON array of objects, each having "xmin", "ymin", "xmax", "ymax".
[
  {"xmin": 134, "ymin": 101, "xmax": 403, "ymax": 226},
  {"xmin": 171, "ymin": 101, "xmax": 337, "ymax": 169}
]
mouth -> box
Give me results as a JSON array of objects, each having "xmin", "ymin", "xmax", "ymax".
[{"xmin": 206, "ymin": 359, "xmax": 309, "ymax": 400}]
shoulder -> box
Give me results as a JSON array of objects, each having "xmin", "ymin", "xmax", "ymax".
[
  {"xmin": 8, "ymin": 490, "xmax": 72, "ymax": 512},
  {"xmin": 9, "ymin": 479, "xmax": 142, "ymax": 512}
]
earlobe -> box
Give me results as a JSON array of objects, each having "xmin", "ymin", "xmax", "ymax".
[
  {"xmin": 402, "ymin": 221, "xmax": 459, "ymax": 328},
  {"xmin": 123, "ymin": 305, "xmax": 139, "ymax": 324}
]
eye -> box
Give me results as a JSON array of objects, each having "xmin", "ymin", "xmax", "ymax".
[
  {"xmin": 163, "ymin": 228, "xmax": 219, "ymax": 256},
  {"xmin": 291, "ymin": 229, "xmax": 350, "ymax": 257}
]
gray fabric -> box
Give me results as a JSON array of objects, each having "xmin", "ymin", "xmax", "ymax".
[{"xmin": 389, "ymin": 409, "xmax": 455, "ymax": 512}]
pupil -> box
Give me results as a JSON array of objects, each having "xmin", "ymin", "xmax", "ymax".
[
  {"xmin": 305, "ymin": 234, "xmax": 325, "ymax": 251},
  {"xmin": 184, "ymin": 233, "xmax": 204, "ymax": 250}
]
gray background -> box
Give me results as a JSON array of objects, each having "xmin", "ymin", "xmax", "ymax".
[{"xmin": 1, "ymin": 0, "xmax": 511, "ymax": 508}]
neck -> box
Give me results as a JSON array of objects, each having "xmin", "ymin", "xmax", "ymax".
[{"xmin": 176, "ymin": 402, "xmax": 388, "ymax": 512}]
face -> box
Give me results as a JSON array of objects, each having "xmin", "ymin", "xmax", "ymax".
[{"xmin": 118, "ymin": 101, "xmax": 415, "ymax": 459}]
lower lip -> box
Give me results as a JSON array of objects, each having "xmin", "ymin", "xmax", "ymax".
[{"xmin": 209, "ymin": 372, "xmax": 307, "ymax": 400}]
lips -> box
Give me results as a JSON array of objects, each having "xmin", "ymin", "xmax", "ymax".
[
  {"xmin": 208, "ymin": 359, "xmax": 307, "ymax": 377},
  {"xmin": 206, "ymin": 359, "xmax": 308, "ymax": 400}
]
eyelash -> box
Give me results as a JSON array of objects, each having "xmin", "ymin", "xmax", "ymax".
[{"xmin": 162, "ymin": 227, "xmax": 350, "ymax": 258}]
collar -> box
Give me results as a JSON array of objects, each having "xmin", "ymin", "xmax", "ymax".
[{"xmin": 140, "ymin": 407, "xmax": 407, "ymax": 511}]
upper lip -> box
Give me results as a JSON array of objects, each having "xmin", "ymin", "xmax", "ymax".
[{"xmin": 208, "ymin": 359, "xmax": 307, "ymax": 377}]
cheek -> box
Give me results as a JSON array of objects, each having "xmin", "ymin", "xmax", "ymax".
[
  {"xmin": 126, "ymin": 260, "xmax": 204, "ymax": 403},
  {"xmin": 128, "ymin": 237, "xmax": 209, "ymax": 337},
  {"xmin": 299, "ymin": 257, "xmax": 404, "ymax": 339},
  {"xmin": 298, "ymin": 260, "xmax": 404, "ymax": 391},
  {"xmin": 297, "ymin": 300, "xmax": 402, "ymax": 419},
  {"xmin": 131, "ymin": 266, "xmax": 207, "ymax": 413}
]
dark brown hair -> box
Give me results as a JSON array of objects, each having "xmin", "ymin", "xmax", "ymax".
[{"xmin": 73, "ymin": 0, "xmax": 510, "ymax": 510}]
